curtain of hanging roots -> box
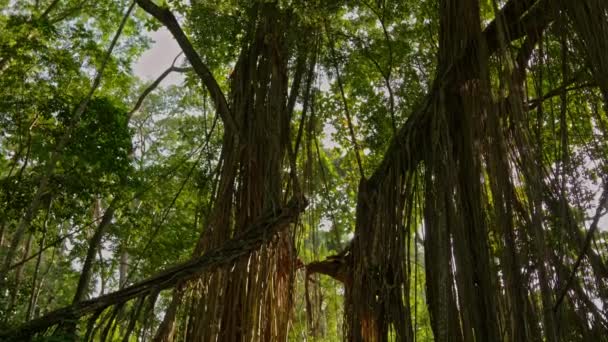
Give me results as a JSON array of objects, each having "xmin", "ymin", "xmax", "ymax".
[
  {"xmin": 160, "ymin": 4, "xmax": 295, "ymax": 342},
  {"xmin": 346, "ymin": 166, "xmax": 414, "ymax": 342}
]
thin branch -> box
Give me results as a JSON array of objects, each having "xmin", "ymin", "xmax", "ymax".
[
  {"xmin": 324, "ymin": 22, "xmax": 365, "ymax": 179},
  {"xmin": 554, "ymin": 185, "xmax": 608, "ymax": 311},
  {"xmin": 40, "ymin": 0, "xmax": 61, "ymax": 18},
  {"xmin": 361, "ymin": 0, "xmax": 396, "ymax": 133},
  {"xmin": 127, "ymin": 112, "xmax": 220, "ymax": 281},
  {"xmin": 527, "ymin": 82, "xmax": 594, "ymax": 110},
  {"xmin": 128, "ymin": 53, "xmax": 190, "ymax": 119}
]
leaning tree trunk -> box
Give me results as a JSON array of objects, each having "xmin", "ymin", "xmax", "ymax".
[{"xmin": 343, "ymin": 1, "xmax": 502, "ymax": 341}]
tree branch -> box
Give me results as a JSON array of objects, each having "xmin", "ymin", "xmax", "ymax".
[
  {"xmin": 483, "ymin": 0, "xmax": 548, "ymax": 53},
  {"xmin": 527, "ymin": 82, "xmax": 594, "ymax": 110},
  {"xmin": 306, "ymin": 252, "xmax": 351, "ymax": 284},
  {"xmin": 135, "ymin": 0, "xmax": 239, "ymax": 134},
  {"xmin": 3, "ymin": 197, "xmax": 307, "ymax": 340}
]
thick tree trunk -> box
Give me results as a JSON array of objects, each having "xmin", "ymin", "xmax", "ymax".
[
  {"xmin": 185, "ymin": 5, "xmax": 296, "ymax": 341},
  {"xmin": 342, "ymin": 1, "xmax": 501, "ymax": 341}
]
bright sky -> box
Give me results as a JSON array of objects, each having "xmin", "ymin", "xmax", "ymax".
[{"xmin": 133, "ymin": 28, "xmax": 183, "ymax": 86}]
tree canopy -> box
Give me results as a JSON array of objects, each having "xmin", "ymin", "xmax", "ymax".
[{"xmin": 1, "ymin": 0, "xmax": 608, "ymax": 341}]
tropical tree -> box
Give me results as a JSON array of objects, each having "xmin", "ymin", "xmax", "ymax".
[{"xmin": 1, "ymin": 0, "xmax": 608, "ymax": 341}]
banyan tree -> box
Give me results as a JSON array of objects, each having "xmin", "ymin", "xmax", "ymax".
[{"xmin": 0, "ymin": 0, "xmax": 607, "ymax": 341}]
